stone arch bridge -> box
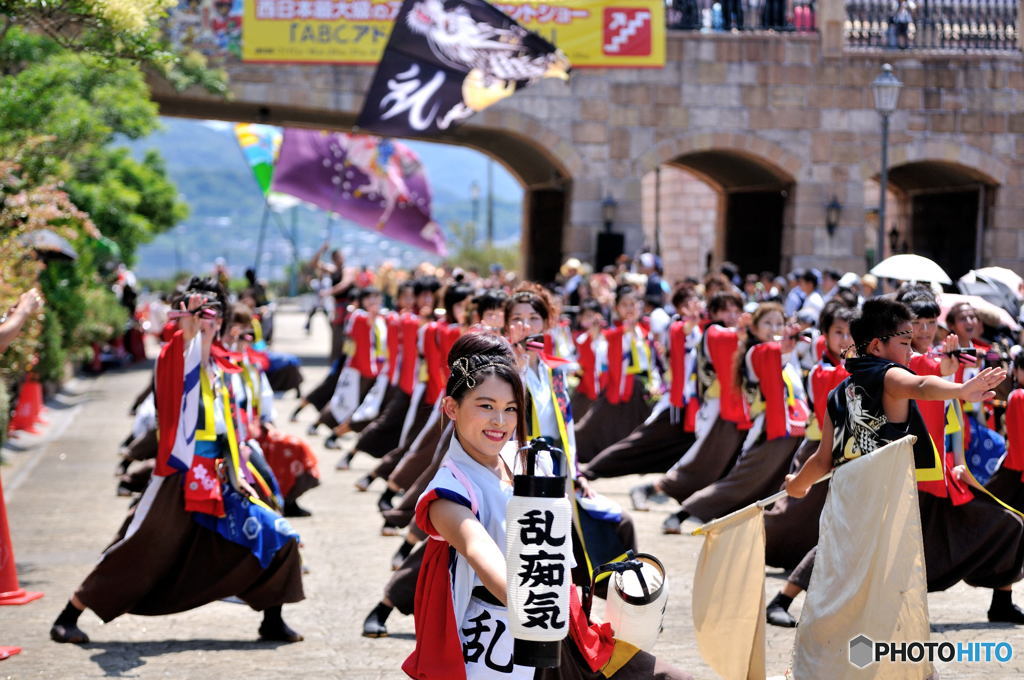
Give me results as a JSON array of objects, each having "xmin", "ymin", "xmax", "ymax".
[{"xmin": 152, "ymin": 0, "xmax": 1024, "ymax": 282}]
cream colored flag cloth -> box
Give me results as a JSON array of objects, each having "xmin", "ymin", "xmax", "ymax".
[
  {"xmin": 792, "ymin": 435, "xmax": 932, "ymax": 679},
  {"xmin": 692, "ymin": 503, "xmax": 767, "ymax": 680}
]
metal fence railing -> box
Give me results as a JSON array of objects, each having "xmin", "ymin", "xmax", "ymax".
[
  {"xmin": 844, "ymin": 0, "xmax": 1019, "ymax": 50},
  {"xmin": 667, "ymin": 0, "xmax": 818, "ymax": 32}
]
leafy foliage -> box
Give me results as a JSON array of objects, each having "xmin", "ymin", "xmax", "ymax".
[
  {"xmin": 0, "ymin": 161, "xmax": 94, "ymax": 379},
  {"xmin": 73, "ymin": 286, "xmax": 128, "ymax": 349},
  {"xmin": 0, "ymin": 45, "xmax": 159, "ymax": 183},
  {"xmin": 68, "ymin": 148, "xmax": 188, "ymax": 264},
  {"xmin": 0, "ymin": 0, "xmax": 217, "ymax": 387},
  {"xmin": 444, "ymin": 220, "xmax": 520, "ymax": 274},
  {"xmin": 0, "ymin": 1, "xmax": 226, "ymax": 93},
  {"xmin": 34, "ymin": 308, "xmax": 66, "ymax": 383}
]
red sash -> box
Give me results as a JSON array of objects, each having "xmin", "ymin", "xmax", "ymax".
[
  {"xmin": 574, "ymin": 332, "xmax": 600, "ymax": 401},
  {"xmin": 1005, "ymin": 390, "xmax": 1024, "ymax": 474},
  {"xmin": 910, "ymin": 353, "xmax": 970, "ymax": 502},
  {"xmin": 423, "ymin": 322, "xmax": 446, "ymax": 404},
  {"xmin": 439, "ymin": 324, "xmax": 462, "ymax": 382},
  {"xmin": 155, "ymin": 331, "xmax": 186, "ymax": 477},
  {"xmin": 809, "ymin": 357, "xmax": 848, "ymax": 432},
  {"xmin": 347, "ymin": 310, "xmax": 379, "ymax": 379},
  {"xmin": 183, "ymin": 456, "xmax": 224, "ymax": 516},
  {"xmin": 399, "ymin": 314, "xmax": 421, "ymax": 395},
  {"xmin": 603, "ymin": 326, "xmax": 630, "ymax": 405},
  {"xmin": 669, "ymin": 321, "xmax": 688, "ymax": 409},
  {"xmin": 706, "ymin": 325, "xmax": 748, "ymax": 428},
  {"xmin": 750, "ymin": 342, "xmax": 788, "ymax": 440},
  {"xmin": 386, "ymin": 312, "xmax": 402, "ymax": 383}
]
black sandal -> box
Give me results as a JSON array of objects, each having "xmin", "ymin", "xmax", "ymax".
[
  {"xmin": 50, "ymin": 624, "xmax": 90, "ymax": 644},
  {"xmin": 258, "ymin": 621, "xmax": 304, "ymax": 643}
]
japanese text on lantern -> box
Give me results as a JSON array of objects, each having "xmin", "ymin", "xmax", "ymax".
[{"xmin": 516, "ymin": 509, "xmax": 567, "ymax": 629}]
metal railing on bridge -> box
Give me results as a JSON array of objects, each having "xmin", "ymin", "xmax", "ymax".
[
  {"xmin": 844, "ymin": 0, "xmax": 1018, "ymax": 50},
  {"xmin": 667, "ymin": 0, "xmax": 818, "ymax": 32}
]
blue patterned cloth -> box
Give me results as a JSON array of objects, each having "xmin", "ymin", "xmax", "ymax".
[
  {"xmin": 266, "ymin": 351, "xmax": 301, "ymax": 372},
  {"xmin": 193, "ymin": 485, "xmax": 299, "ymax": 568},
  {"xmin": 964, "ymin": 413, "xmax": 1006, "ymax": 485}
]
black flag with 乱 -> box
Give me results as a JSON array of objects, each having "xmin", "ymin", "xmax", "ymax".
[{"xmin": 356, "ymin": 0, "xmax": 570, "ymax": 137}]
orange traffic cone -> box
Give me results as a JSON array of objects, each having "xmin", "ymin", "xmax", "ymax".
[
  {"xmin": 0, "ymin": 646, "xmax": 21, "ymax": 660},
  {"xmin": 8, "ymin": 378, "xmax": 43, "ymax": 435},
  {"xmin": 22, "ymin": 377, "xmax": 44, "ymax": 429},
  {"xmin": 0, "ymin": 474, "xmax": 43, "ymax": 606}
]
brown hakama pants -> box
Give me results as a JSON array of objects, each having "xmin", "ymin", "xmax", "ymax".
[
  {"xmin": 371, "ymin": 395, "xmax": 436, "ymax": 481},
  {"xmin": 985, "ymin": 464, "xmax": 1024, "ymax": 513},
  {"xmin": 583, "ymin": 407, "xmax": 696, "ymax": 480},
  {"xmin": 382, "ymin": 424, "xmax": 454, "ymax": 528},
  {"xmin": 575, "ymin": 388, "xmax": 652, "ymax": 464},
  {"xmin": 570, "ymin": 392, "xmax": 595, "ymax": 424},
  {"xmin": 388, "ymin": 408, "xmax": 446, "ymax": 492},
  {"xmin": 764, "ymin": 438, "xmax": 829, "ymax": 570},
  {"xmin": 355, "ymin": 386, "xmax": 410, "ymax": 458},
  {"xmin": 384, "ymin": 540, "xmax": 426, "ymax": 616},
  {"xmin": 789, "ymin": 492, "xmax": 1024, "ymax": 593},
  {"xmin": 681, "ymin": 434, "xmax": 801, "ymax": 522},
  {"xmin": 304, "ymin": 362, "xmax": 342, "ymax": 412},
  {"xmin": 76, "ymin": 473, "xmax": 304, "ymax": 622},
  {"xmin": 657, "ymin": 417, "xmax": 745, "ymax": 503}
]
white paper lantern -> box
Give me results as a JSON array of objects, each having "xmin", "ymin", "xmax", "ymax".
[
  {"xmin": 605, "ymin": 554, "xmax": 669, "ymax": 652},
  {"xmin": 505, "ymin": 441, "xmax": 573, "ymax": 668}
]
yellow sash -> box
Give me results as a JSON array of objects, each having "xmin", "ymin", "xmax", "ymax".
[
  {"xmin": 948, "ymin": 400, "xmax": 1023, "ymax": 517},
  {"xmin": 527, "ymin": 364, "xmax": 627, "ymax": 581},
  {"xmin": 374, "ymin": 317, "xmax": 387, "ymax": 360},
  {"xmin": 624, "ymin": 333, "xmax": 651, "ymax": 376},
  {"xmin": 241, "ymin": 364, "xmax": 260, "ymax": 421},
  {"xmin": 197, "ymin": 369, "xmax": 217, "ymax": 442},
  {"xmin": 218, "ymin": 379, "xmax": 273, "ymax": 512}
]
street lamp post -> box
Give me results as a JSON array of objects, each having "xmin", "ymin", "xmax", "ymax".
[
  {"xmin": 602, "ymin": 193, "xmax": 618, "ymax": 233},
  {"xmin": 486, "ymin": 159, "xmax": 495, "ymax": 246},
  {"xmin": 470, "ymin": 180, "xmax": 481, "ymax": 240},
  {"xmin": 871, "ymin": 63, "xmax": 903, "ymax": 268}
]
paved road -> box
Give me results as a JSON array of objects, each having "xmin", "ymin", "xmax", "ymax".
[{"xmin": 2, "ymin": 307, "xmax": 1023, "ymax": 679}]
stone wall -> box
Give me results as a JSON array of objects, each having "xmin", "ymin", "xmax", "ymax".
[
  {"xmin": 641, "ymin": 167, "xmax": 719, "ymax": 284},
  {"xmin": 152, "ymin": 0, "xmax": 1024, "ymax": 279}
]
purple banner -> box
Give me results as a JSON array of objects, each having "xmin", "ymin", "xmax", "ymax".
[{"xmin": 271, "ymin": 129, "xmax": 446, "ymax": 255}]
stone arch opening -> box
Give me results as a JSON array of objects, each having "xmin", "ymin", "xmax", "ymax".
[
  {"xmin": 867, "ymin": 160, "xmax": 999, "ymax": 280},
  {"xmin": 646, "ymin": 149, "xmax": 795, "ymax": 281},
  {"xmin": 152, "ymin": 97, "xmax": 576, "ymax": 281}
]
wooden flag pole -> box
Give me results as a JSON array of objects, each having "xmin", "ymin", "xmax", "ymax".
[
  {"xmin": 253, "ymin": 196, "xmax": 271, "ymax": 276},
  {"xmin": 691, "ymin": 471, "xmax": 834, "ymax": 537}
]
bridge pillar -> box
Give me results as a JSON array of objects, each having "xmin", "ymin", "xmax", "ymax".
[{"xmin": 818, "ymin": 0, "xmax": 846, "ymax": 57}]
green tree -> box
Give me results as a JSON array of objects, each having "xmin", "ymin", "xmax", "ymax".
[
  {"xmin": 0, "ymin": 0, "xmax": 218, "ymax": 386},
  {"xmin": 0, "ymin": 39, "xmax": 189, "ymax": 262},
  {"xmin": 0, "ymin": 46, "xmax": 158, "ymax": 180},
  {"xmin": 68, "ymin": 148, "xmax": 188, "ymax": 264},
  {"xmin": 444, "ymin": 220, "xmax": 520, "ymax": 274},
  {"xmin": 0, "ymin": 161, "xmax": 94, "ymax": 379},
  {"xmin": 0, "ymin": 0, "xmax": 226, "ymax": 92}
]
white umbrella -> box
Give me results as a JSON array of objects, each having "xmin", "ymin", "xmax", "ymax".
[
  {"xmin": 938, "ymin": 293, "xmax": 1020, "ymax": 331},
  {"xmin": 870, "ymin": 254, "xmax": 952, "ymax": 285},
  {"xmin": 975, "ymin": 267, "xmax": 1024, "ymax": 299}
]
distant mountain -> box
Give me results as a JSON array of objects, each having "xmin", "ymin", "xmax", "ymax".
[{"xmin": 125, "ymin": 117, "xmax": 523, "ymax": 280}]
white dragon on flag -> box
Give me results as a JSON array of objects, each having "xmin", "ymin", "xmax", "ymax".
[{"xmin": 404, "ymin": 0, "xmax": 569, "ymax": 114}]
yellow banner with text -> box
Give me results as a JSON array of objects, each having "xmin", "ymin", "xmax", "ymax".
[{"xmin": 241, "ymin": 0, "xmax": 665, "ymax": 67}]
